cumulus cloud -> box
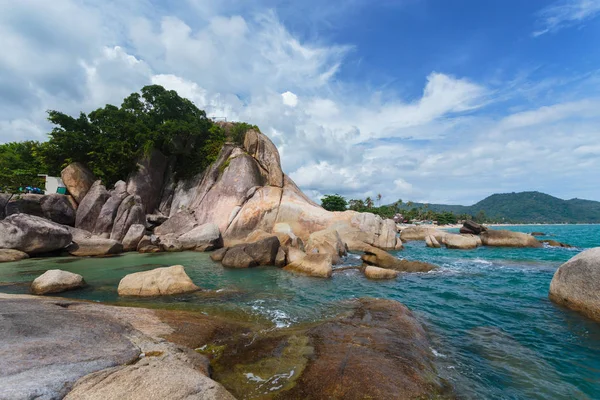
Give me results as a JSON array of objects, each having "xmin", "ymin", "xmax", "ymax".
[
  {"xmin": 0, "ymin": 0, "xmax": 599, "ymax": 205},
  {"xmin": 534, "ymin": 0, "xmax": 600, "ymax": 36}
]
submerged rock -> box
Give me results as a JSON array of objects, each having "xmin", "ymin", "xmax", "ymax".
[
  {"xmin": 283, "ymin": 253, "xmax": 333, "ymax": 278},
  {"xmin": 0, "ymin": 249, "xmax": 29, "ymax": 263},
  {"xmin": 540, "ymin": 239, "xmax": 573, "ymax": 248},
  {"xmin": 61, "ymin": 162, "xmax": 96, "ymax": 203},
  {"xmin": 118, "ymin": 265, "xmax": 199, "ymax": 297},
  {"xmin": 0, "ymin": 214, "xmax": 72, "ymax": 254},
  {"xmin": 31, "ymin": 269, "xmax": 86, "ymax": 295},
  {"xmin": 361, "ymin": 245, "xmax": 437, "ymax": 272},
  {"xmin": 480, "ymin": 229, "xmax": 542, "ymax": 248},
  {"xmin": 549, "ymin": 247, "xmax": 600, "ymax": 321},
  {"xmin": 364, "ymin": 265, "xmax": 398, "ymax": 280}
]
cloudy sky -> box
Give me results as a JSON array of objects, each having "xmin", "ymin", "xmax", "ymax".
[{"xmin": 1, "ymin": 0, "xmax": 600, "ymax": 205}]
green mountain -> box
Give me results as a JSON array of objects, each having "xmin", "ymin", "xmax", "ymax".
[{"xmin": 407, "ymin": 191, "xmax": 600, "ymax": 223}]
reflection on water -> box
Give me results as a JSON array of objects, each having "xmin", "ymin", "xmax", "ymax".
[{"xmin": 1, "ymin": 224, "xmax": 600, "ymax": 398}]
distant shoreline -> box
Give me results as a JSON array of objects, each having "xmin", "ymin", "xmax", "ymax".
[{"xmin": 398, "ymin": 223, "xmax": 600, "ymax": 231}]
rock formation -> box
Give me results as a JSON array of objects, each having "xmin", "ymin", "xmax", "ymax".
[
  {"xmin": 61, "ymin": 162, "xmax": 96, "ymax": 204},
  {"xmin": 118, "ymin": 265, "xmax": 200, "ymax": 296},
  {"xmin": 549, "ymin": 247, "xmax": 600, "ymax": 321},
  {"xmin": 480, "ymin": 229, "xmax": 542, "ymax": 248},
  {"xmin": 283, "ymin": 253, "xmax": 333, "ymax": 278},
  {"xmin": 364, "ymin": 265, "xmax": 399, "ymax": 279},
  {"xmin": 66, "ymin": 237, "xmax": 123, "ymax": 257},
  {"xmin": 30, "ymin": 270, "xmax": 86, "ymax": 295},
  {"xmin": 0, "ymin": 214, "xmax": 72, "ymax": 254}
]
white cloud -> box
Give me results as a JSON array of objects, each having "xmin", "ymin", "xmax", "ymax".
[
  {"xmin": 534, "ymin": 0, "xmax": 600, "ymax": 36},
  {"xmin": 281, "ymin": 91, "xmax": 298, "ymax": 107}
]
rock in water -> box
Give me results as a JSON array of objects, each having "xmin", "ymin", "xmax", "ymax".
[
  {"xmin": 177, "ymin": 223, "xmax": 222, "ymax": 251},
  {"xmin": 154, "ymin": 209, "xmax": 197, "ymax": 238},
  {"xmin": 463, "ymin": 220, "xmax": 487, "ymax": 234},
  {"xmin": 118, "ymin": 265, "xmax": 199, "ymax": 296},
  {"xmin": 220, "ymin": 236, "xmax": 281, "ymax": 268},
  {"xmin": 0, "ymin": 214, "xmax": 72, "ymax": 254},
  {"xmin": 360, "ymin": 245, "xmax": 437, "ymax": 272},
  {"xmin": 40, "ymin": 194, "xmax": 77, "ymax": 226},
  {"xmin": 61, "ymin": 162, "xmax": 96, "ymax": 204},
  {"xmin": 549, "ymin": 247, "xmax": 600, "ymax": 321},
  {"xmin": 31, "ymin": 270, "xmax": 86, "ymax": 294},
  {"xmin": 305, "ymin": 228, "xmax": 347, "ymax": 264},
  {"xmin": 66, "ymin": 237, "xmax": 123, "ymax": 257},
  {"xmin": 122, "ymin": 224, "xmax": 146, "ymax": 252},
  {"xmin": 75, "ymin": 181, "xmax": 109, "ymax": 232},
  {"xmin": 364, "ymin": 266, "xmax": 398, "ymax": 280},
  {"xmin": 425, "ymin": 235, "xmax": 441, "ymax": 248},
  {"xmin": 480, "ymin": 229, "xmax": 542, "ymax": 248},
  {"xmin": 283, "ymin": 298, "xmax": 447, "ymax": 399},
  {"xmin": 283, "ymin": 253, "xmax": 333, "ymax": 278},
  {"xmin": 0, "ymin": 249, "xmax": 29, "ymax": 263},
  {"xmin": 442, "ymin": 233, "xmax": 480, "ymax": 249},
  {"xmin": 400, "ymin": 226, "xmax": 446, "ymax": 242}
]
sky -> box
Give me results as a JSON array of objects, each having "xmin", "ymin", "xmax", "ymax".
[{"xmin": 1, "ymin": 0, "xmax": 600, "ymax": 205}]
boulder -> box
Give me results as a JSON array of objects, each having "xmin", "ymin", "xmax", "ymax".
[
  {"xmin": 122, "ymin": 224, "xmax": 146, "ymax": 252},
  {"xmin": 75, "ymin": 181, "xmax": 109, "ymax": 232},
  {"xmin": 0, "ymin": 249, "xmax": 29, "ymax": 263},
  {"xmin": 425, "ymin": 235, "xmax": 441, "ymax": 248},
  {"xmin": 305, "ymin": 228, "xmax": 347, "ymax": 264},
  {"xmin": 0, "ymin": 214, "xmax": 72, "ymax": 254},
  {"xmin": 177, "ymin": 223, "xmax": 222, "ymax": 251},
  {"xmin": 283, "ymin": 298, "xmax": 447, "ymax": 399},
  {"xmin": 160, "ymin": 238, "xmax": 183, "ymax": 252},
  {"xmin": 531, "ymin": 232, "xmax": 546, "ymax": 236},
  {"xmin": 460, "ymin": 226, "xmax": 475, "ymax": 234},
  {"xmin": 117, "ymin": 265, "xmax": 199, "ymax": 296},
  {"xmin": 361, "ymin": 246, "xmax": 436, "ymax": 272},
  {"xmin": 399, "ymin": 226, "xmax": 446, "ymax": 242},
  {"xmin": 541, "ymin": 239, "xmax": 573, "ymax": 248},
  {"xmin": 221, "ymin": 247, "xmax": 257, "ymax": 269},
  {"xmin": 40, "ymin": 194, "xmax": 76, "ymax": 226},
  {"xmin": 64, "ymin": 225, "xmax": 93, "ymax": 241},
  {"xmin": 275, "ymin": 247, "xmax": 287, "ymax": 267},
  {"xmin": 210, "ymin": 247, "xmax": 229, "ymax": 262},
  {"xmin": 137, "ymin": 236, "xmax": 161, "ymax": 253},
  {"xmin": 126, "ymin": 148, "xmax": 168, "ymax": 213},
  {"xmin": 110, "ymin": 195, "xmax": 145, "ymax": 242},
  {"xmin": 154, "ymin": 209, "xmax": 197, "ymax": 238},
  {"xmin": 549, "ymin": 247, "xmax": 600, "ymax": 321},
  {"xmin": 243, "ymin": 129, "xmax": 284, "ymax": 187},
  {"xmin": 283, "ymin": 254, "xmax": 333, "ymax": 278},
  {"xmin": 30, "ymin": 270, "xmax": 86, "ymax": 295},
  {"xmin": 221, "ymin": 236, "xmax": 280, "ymax": 268},
  {"xmin": 5, "ymin": 194, "xmax": 44, "ymax": 217},
  {"xmin": 463, "ymin": 220, "xmax": 487, "ymax": 234},
  {"xmin": 443, "ymin": 233, "xmax": 479, "ymax": 249},
  {"xmin": 67, "ymin": 237, "xmax": 123, "ymax": 257},
  {"xmin": 364, "ymin": 266, "xmax": 398, "ymax": 280},
  {"xmin": 94, "ymin": 184, "xmax": 128, "ymax": 237},
  {"xmin": 286, "ymin": 247, "xmax": 307, "ymax": 264},
  {"xmin": 480, "ymin": 229, "xmax": 542, "ymax": 248},
  {"xmin": 61, "ymin": 162, "xmax": 96, "ymax": 203}
]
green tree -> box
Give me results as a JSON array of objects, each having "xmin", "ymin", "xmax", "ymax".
[
  {"xmin": 0, "ymin": 141, "xmax": 45, "ymax": 193},
  {"xmin": 321, "ymin": 194, "xmax": 348, "ymax": 211}
]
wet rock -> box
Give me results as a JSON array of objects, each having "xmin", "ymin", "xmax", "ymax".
[
  {"xmin": 40, "ymin": 194, "xmax": 76, "ymax": 226},
  {"xmin": 75, "ymin": 181, "xmax": 109, "ymax": 232},
  {"xmin": 540, "ymin": 239, "xmax": 573, "ymax": 248},
  {"xmin": 361, "ymin": 245, "xmax": 436, "ymax": 272},
  {"xmin": 118, "ymin": 265, "xmax": 199, "ymax": 296},
  {"xmin": 61, "ymin": 162, "xmax": 96, "ymax": 203},
  {"xmin": 66, "ymin": 237, "xmax": 123, "ymax": 257},
  {"xmin": 210, "ymin": 247, "xmax": 229, "ymax": 262},
  {"xmin": 549, "ymin": 247, "xmax": 600, "ymax": 321},
  {"xmin": 30, "ymin": 269, "xmax": 86, "ymax": 295},
  {"xmin": 220, "ymin": 236, "xmax": 280, "ymax": 268},
  {"xmin": 283, "ymin": 253, "xmax": 333, "ymax": 278},
  {"xmin": 425, "ymin": 235, "xmax": 441, "ymax": 248},
  {"xmin": 531, "ymin": 232, "xmax": 546, "ymax": 236},
  {"xmin": 364, "ymin": 266, "xmax": 398, "ymax": 280},
  {"xmin": 0, "ymin": 214, "xmax": 72, "ymax": 254},
  {"xmin": 0, "ymin": 249, "xmax": 29, "ymax": 263},
  {"xmin": 480, "ymin": 229, "xmax": 542, "ymax": 248},
  {"xmin": 222, "ymin": 247, "xmax": 257, "ymax": 269},
  {"xmin": 122, "ymin": 224, "xmax": 146, "ymax": 252},
  {"xmin": 443, "ymin": 233, "xmax": 480, "ymax": 249},
  {"xmin": 463, "ymin": 220, "xmax": 487, "ymax": 234}
]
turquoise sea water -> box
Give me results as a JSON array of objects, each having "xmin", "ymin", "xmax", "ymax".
[{"xmin": 1, "ymin": 225, "xmax": 600, "ymax": 399}]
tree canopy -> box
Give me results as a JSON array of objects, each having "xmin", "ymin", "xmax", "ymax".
[{"xmin": 321, "ymin": 194, "xmax": 348, "ymax": 211}]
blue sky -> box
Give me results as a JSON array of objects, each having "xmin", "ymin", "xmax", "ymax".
[{"xmin": 1, "ymin": 0, "xmax": 599, "ymax": 204}]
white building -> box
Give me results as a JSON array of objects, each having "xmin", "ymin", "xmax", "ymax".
[{"xmin": 37, "ymin": 175, "xmax": 66, "ymax": 195}]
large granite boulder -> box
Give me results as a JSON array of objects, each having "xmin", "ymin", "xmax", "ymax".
[
  {"xmin": 549, "ymin": 247, "xmax": 600, "ymax": 321},
  {"xmin": 118, "ymin": 265, "xmax": 199, "ymax": 296},
  {"xmin": 243, "ymin": 129, "xmax": 284, "ymax": 187},
  {"xmin": 40, "ymin": 194, "xmax": 76, "ymax": 226},
  {"xmin": 177, "ymin": 223, "xmax": 222, "ymax": 251},
  {"xmin": 221, "ymin": 236, "xmax": 280, "ymax": 268},
  {"xmin": 61, "ymin": 162, "xmax": 96, "ymax": 203},
  {"xmin": 283, "ymin": 253, "xmax": 333, "ymax": 278},
  {"xmin": 364, "ymin": 266, "xmax": 398, "ymax": 280},
  {"xmin": 305, "ymin": 228, "xmax": 347, "ymax": 264},
  {"xmin": 0, "ymin": 214, "xmax": 72, "ymax": 254},
  {"xmin": 425, "ymin": 235, "xmax": 441, "ymax": 248},
  {"xmin": 0, "ymin": 249, "xmax": 29, "ymax": 263},
  {"xmin": 66, "ymin": 237, "xmax": 123, "ymax": 257},
  {"xmin": 480, "ymin": 229, "xmax": 542, "ymax": 248},
  {"xmin": 122, "ymin": 224, "xmax": 146, "ymax": 252},
  {"xmin": 30, "ymin": 270, "xmax": 86, "ymax": 295},
  {"xmin": 75, "ymin": 181, "xmax": 109, "ymax": 232},
  {"xmin": 442, "ymin": 233, "xmax": 480, "ymax": 249},
  {"xmin": 0, "ymin": 193, "xmax": 11, "ymax": 219},
  {"xmin": 462, "ymin": 220, "xmax": 487, "ymax": 235},
  {"xmin": 137, "ymin": 236, "xmax": 162, "ymax": 253},
  {"xmin": 93, "ymin": 181, "xmax": 128, "ymax": 237},
  {"xmin": 400, "ymin": 225, "xmax": 446, "ymax": 242},
  {"xmin": 110, "ymin": 195, "xmax": 145, "ymax": 242},
  {"xmin": 154, "ymin": 209, "xmax": 197, "ymax": 238},
  {"xmin": 361, "ymin": 245, "xmax": 436, "ymax": 272},
  {"xmin": 5, "ymin": 194, "xmax": 44, "ymax": 217},
  {"xmin": 126, "ymin": 149, "xmax": 168, "ymax": 213}
]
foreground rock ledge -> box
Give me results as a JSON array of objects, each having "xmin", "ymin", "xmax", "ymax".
[
  {"xmin": 0, "ymin": 293, "xmax": 234, "ymax": 400},
  {"xmin": 549, "ymin": 247, "xmax": 600, "ymax": 322}
]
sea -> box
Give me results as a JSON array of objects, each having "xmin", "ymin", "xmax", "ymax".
[{"xmin": 1, "ymin": 224, "xmax": 599, "ymax": 399}]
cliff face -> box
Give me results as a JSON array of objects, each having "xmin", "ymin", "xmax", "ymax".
[{"xmin": 151, "ymin": 129, "xmax": 400, "ymax": 251}]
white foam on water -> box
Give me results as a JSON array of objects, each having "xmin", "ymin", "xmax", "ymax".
[
  {"xmin": 250, "ymin": 301, "xmax": 295, "ymax": 328},
  {"xmin": 245, "ymin": 372, "xmax": 266, "ymax": 382},
  {"xmin": 430, "ymin": 347, "xmax": 447, "ymax": 358}
]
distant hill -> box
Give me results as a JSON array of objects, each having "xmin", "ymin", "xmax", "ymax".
[{"xmin": 406, "ymin": 191, "xmax": 600, "ymax": 223}]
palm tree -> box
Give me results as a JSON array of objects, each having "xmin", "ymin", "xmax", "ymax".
[
  {"xmin": 376, "ymin": 193, "xmax": 382, "ymax": 206},
  {"xmin": 365, "ymin": 197, "xmax": 373, "ymax": 209}
]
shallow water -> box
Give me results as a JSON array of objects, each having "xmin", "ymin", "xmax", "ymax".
[{"xmin": 1, "ymin": 225, "xmax": 600, "ymax": 399}]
